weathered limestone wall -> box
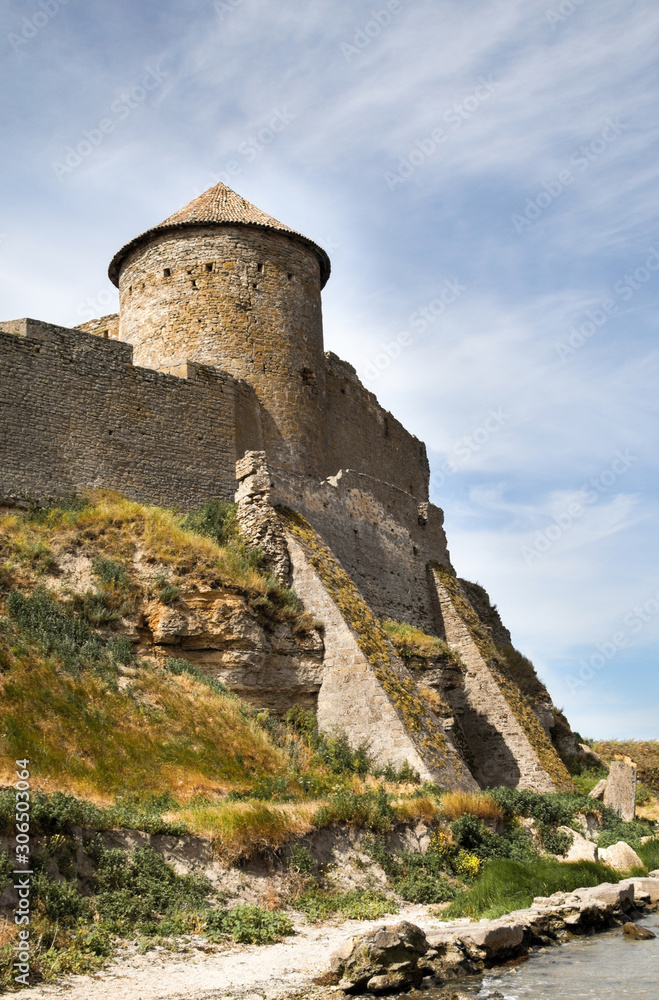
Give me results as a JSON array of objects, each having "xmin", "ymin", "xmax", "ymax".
[
  {"xmin": 603, "ymin": 761, "xmax": 637, "ymax": 821},
  {"xmin": 323, "ymin": 352, "xmax": 429, "ymax": 500},
  {"xmin": 0, "ymin": 319, "xmax": 243, "ymax": 509},
  {"xmin": 430, "ymin": 567, "xmax": 567, "ymax": 792},
  {"xmin": 286, "ymin": 534, "xmax": 435, "ymax": 778},
  {"xmin": 76, "ymin": 314, "xmax": 121, "ymax": 340},
  {"xmin": 116, "ymin": 226, "xmax": 327, "ymax": 474},
  {"xmin": 270, "ymin": 465, "xmax": 451, "ymax": 632},
  {"xmin": 283, "ymin": 528, "xmax": 477, "ymax": 789}
]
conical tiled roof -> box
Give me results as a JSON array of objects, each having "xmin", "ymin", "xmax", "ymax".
[{"xmin": 108, "ymin": 183, "xmax": 331, "ymax": 287}]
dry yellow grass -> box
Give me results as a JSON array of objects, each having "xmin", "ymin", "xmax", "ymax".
[
  {"xmin": 392, "ymin": 795, "xmax": 440, "ymax": 823},
  {"xmin": 167, "ymin": 800, "xmax": 318, "ymax": 861},
  {"xmin": 439, "ymin": 790, "xmax": 503, "ymax": 822},
  {"xmin": 0, "ymin": 633, "xmax": 293, "ymax": 801}
]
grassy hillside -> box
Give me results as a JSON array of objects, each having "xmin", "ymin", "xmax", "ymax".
[
  {"xmin": 0, "ymin": 493, "xmax": 656, "ymax": 991},
  {"xmin": 0, "ymin": 492, "xmax": 435, "ymax": 855}
]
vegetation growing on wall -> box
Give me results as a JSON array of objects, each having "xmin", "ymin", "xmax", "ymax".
[
  {"xmin": 431, "ymin": 563, "xmax": 574, "ymax": 792},
  {"xmin": 277, "ymin": 507, "xmax": 452, "ymax": 776}
]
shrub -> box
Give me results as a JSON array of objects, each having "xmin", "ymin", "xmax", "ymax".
[
  {"xmin": 296, "ymin": 887, "xmax": 397, "ymax": 922},
  {"xmin": 450, "ymin": 813, "xmax": 536, "ymax": 863},
  {"xmin": 367, "ymin": 837, "xmax": 457, "ymax": 904},
  {"xmin": 0, "ymin": 849, "xmax": 12, "ymax": 890},
  {"xmin": 540, "ymin": 826, "xmax": 573, "ymax": 857},
  {"xmin": 92, "ymin": 557, "xmax": 130, "ymax": 588},
  {"xmin": 205, "ymin": 904, "xmax": 294, "ymax": 944},
  {"xmin": 33, "ymin": 872, "xmax": 91, "ymax": 923},
  {"xmin": 289, "ymin": 844, "xmax": 315, "ymax": 875},
  {"xmin": 285, "ymin": 706, "xmax": 372, "ymax": 776},
  {"xmin": 638, "ymin": 838, "xmax": 659, "ymax": 872},
  {"xmin": 313, "ymin": 786, "xmax": 394, "ymax": 834},
  {"xmin": 93, "ymin": 846, "xmax": 211, "ymax": 935},
  {"xmin": 182, "ymin": 500, "xmax": 239, "ymax": 546},
  {"xmin": 5, "ymin": 589, "xmax": 130, "ymax": 679},
  {"xmin": 376, "ymin": 760, "xmax": 421, "ymax": 784}
]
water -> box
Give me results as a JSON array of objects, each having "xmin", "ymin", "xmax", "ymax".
[{"xmin": 403, "ymin": 915, "xmax": 659, "ymax": 1000}]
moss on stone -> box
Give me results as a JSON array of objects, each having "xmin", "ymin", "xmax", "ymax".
[
  {"xmin": 431, "ymin": 563, "xmax": 573, "ymax": 792},
  {"xmin": 278, "ymin": 508, "xmax": 449, "ymax": 773}
]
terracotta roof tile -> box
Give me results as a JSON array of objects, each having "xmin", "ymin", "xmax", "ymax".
[{"xmin": 108, "ymin": 182, "xmax": 330, "ymax": 287}]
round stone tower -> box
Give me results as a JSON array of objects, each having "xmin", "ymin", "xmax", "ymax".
[{"xmin": 108, "ymin": 183, "xmax": 331, "ymax": 474}]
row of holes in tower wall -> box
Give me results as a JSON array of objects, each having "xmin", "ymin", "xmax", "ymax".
[{"xmin": 126, "ymin": 261, "xmax": 295, "ymax": 294}]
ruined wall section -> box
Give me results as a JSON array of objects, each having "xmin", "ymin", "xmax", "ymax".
[
  {"xmin": 270, "ymin": 465, "xmax": 451, "ymax": 632},
  {"xmin": 281, "ymin": 518, "xmax": 476, "ymax": 789},
  {"xmin": 0, "ymin": 319, "xmax": 247, "ymax": 509},
  {"xmin": 116, "ymin": 226, "xmax": 327, "ymax": 475},
  {"xmin": 430, "ymin": 565, "xmax": 573, "ymax": 792},
  {"xmin": 76, "ymin": 314, "xmax": 121, "ymax": 341},
  {"xmin": 323, "ymin": 352, "xmax": 429, "ymax": 500}
]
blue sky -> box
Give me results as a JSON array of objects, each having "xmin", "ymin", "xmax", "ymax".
[{"xmin": 1, "ymin": 0, "xmax": 657, "ymax": 739}]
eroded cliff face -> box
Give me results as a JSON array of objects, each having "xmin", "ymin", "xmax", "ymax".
[{"xmin": 136, "ymin": 589, "xmax": 325, "ymax": 714}]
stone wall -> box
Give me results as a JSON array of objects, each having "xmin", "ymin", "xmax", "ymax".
[
  {"xmin": 116, "ymin": 226, "xmax": 327, "ymax": 475},
  {"xmin": 0, "ymin": 319, "xmax": 243, "ymax": 509},
  {"xmin": 283, "ymin": 526, "xmax": 477, "ymax": 789},
  {"xmin": 430, "ymin": 567, "xmax": 571, "ymax": 792},
  {"xmin": 77, "ymin": 314, "xmax": 121, "ymax": 340},
  {"xmin": 323, "ymin": 352, "xmax": 429, "ymax": 500},
  {"xmin": 270, "ymin": 465, "xmax": 451, "ymax": 632}
]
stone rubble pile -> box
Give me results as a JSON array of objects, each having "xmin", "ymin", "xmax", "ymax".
[{"xmin": 329, "ymin": 875, "xmax": 659, "ymax": 995}]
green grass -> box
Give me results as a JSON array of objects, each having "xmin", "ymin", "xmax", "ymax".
[
  {"xmin": 638, "ymin": 839, "xmax": 659, "ymax": 871},
  {"xmin": 295, "ymin": 887, "xmax": 397, "ymax": 922},
  {"xmin": 445, "ymin": 858, "xmax": 630, "ymax": 919},
  {"xmin": 205, "ymin": 904, "xmax": 294, "ymax": 944}
]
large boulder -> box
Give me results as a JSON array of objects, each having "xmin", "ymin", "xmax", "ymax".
[
  {"xmin": 330, "ymin": 921, "xmax": 429, "ymax": 994},
  {"xmin": 559, "ymin": 827, "xmax": 598, "ymax": 863},
  {"xmin": 618, "ymin": 877, "xmax": 659, "ymax": 904},
  {"xmin": 599, "ymin": 841, "xmax": 644, "ymax": 872}
]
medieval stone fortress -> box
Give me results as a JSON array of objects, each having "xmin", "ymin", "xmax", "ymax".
[{"xmin": 0, "ymin": 183, "xmax": 579, "ymax": 794}]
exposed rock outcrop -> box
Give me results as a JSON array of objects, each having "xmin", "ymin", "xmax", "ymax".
[{"xmin": 329, "ymin": 877, "xmax": 659, "ymax": 994}]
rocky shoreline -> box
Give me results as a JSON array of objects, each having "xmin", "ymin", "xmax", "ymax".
[
  {"xmin": 320, "ymin": 874, "xmax": 659, "ymax": 997},
  {"xmin": 12, "ymin": 875, "xmax": 659, "ymax": 1000}
]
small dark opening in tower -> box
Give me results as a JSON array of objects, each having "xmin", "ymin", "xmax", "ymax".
[
  {"xmin": 287, "ymin": 273, "xmax": 293, "ymax": 280},
  {"xmin": 191, "ymin": 279, "xmax": 198, "ymax": 288},
  {"xmin": 384, "ymin": 417, "xmax": 390, "ymax": 437},
  {"xmin": 257, "ymin": 263, "xmax": 263, "ymax": 272},
  {"xmin": 205, "ymin": 263, "xmax": 213, "ymax": 272},
  {"xmin": 163, "ymin": 268, "xmax": 171, "ymax": 277},
  {"xmin": 102, "ymin": 330, "xmax": 109, "ymax": 339},
  {"xmin": 252, "ymin": 282, "xmax": 257, "ymax": 289}
]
